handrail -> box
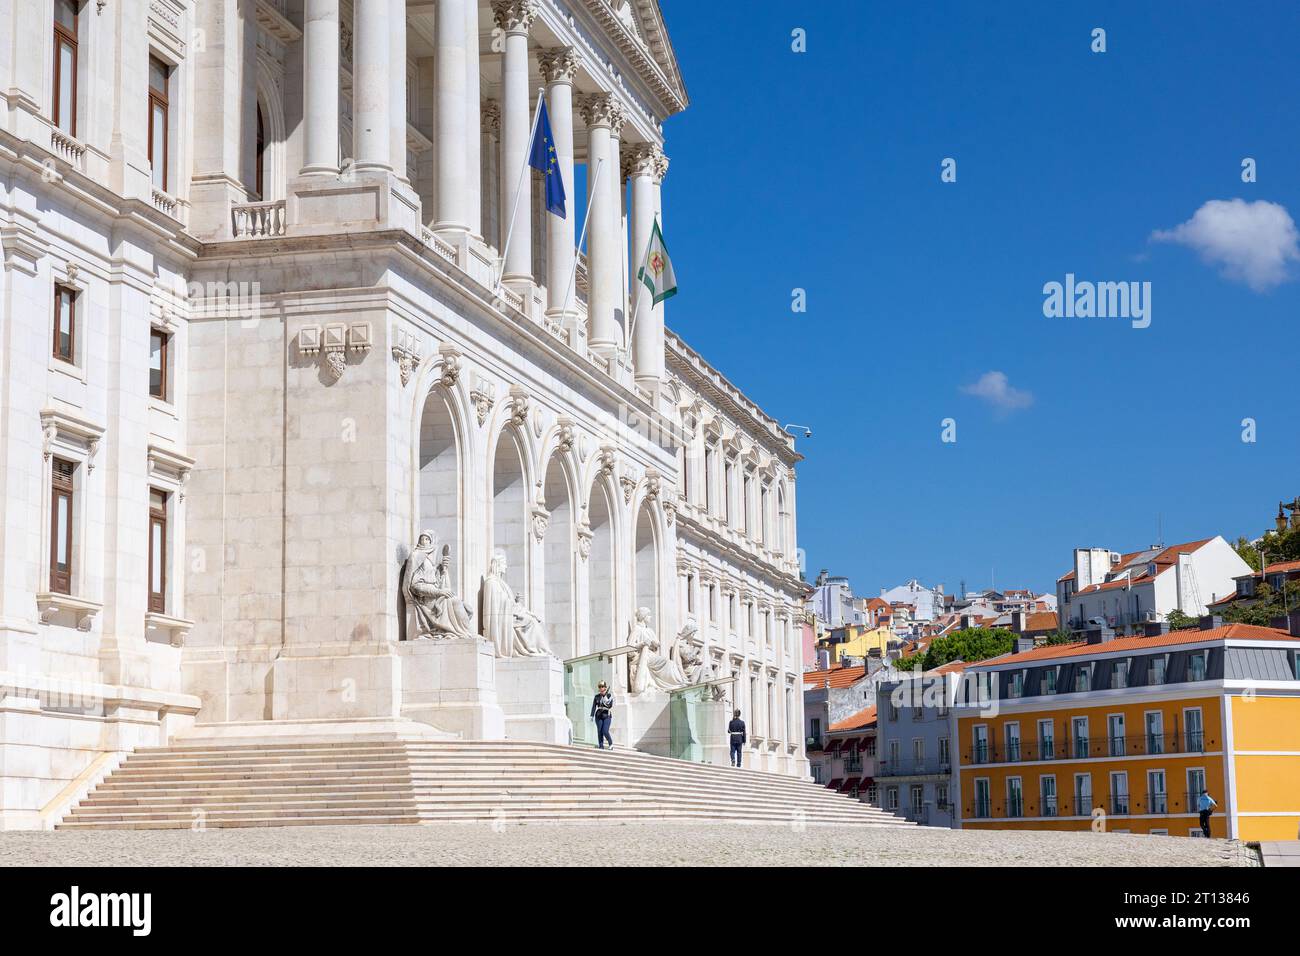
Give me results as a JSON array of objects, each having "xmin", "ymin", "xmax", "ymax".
[{"xmin": 562, "ymin": 644, "xmax": 637, "ymax": 667}]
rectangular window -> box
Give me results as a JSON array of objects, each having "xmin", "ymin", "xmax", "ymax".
[
  {"xmin": 1113, "ymin": 659, "xmax": 1129, "ymax": 689},
  {"xmin": 50, "ymin": 458, "xmax": 75, "ymax": 594},
  {"xmin": 912, "ymin": 737, "xmax": 924, "ymax": 771},
  {"xmin": 936, "ymin": 783, "xmax": 949, "ymax": 810},
  {"xmin": 973, "ymin": 778, "xmax": 990, "ymax": 818},
  {"xmin": 53, "ymin": 0, "xmax": 79, "ymax": 136},
  {"xmin": 886, "ymin": 786, "xmax": 899, "ymax": 811},
  {"xmin": 1042, "ymin": 668, "xmax": 1057, "ymax": 695},
  {"xmin": 149, "ymin": 329, "xmax": 169, "ymax": 400},
  {"xmin": 741, "ymin": 473, "xmax": 752, "ymax": 535},
  {"xmin": 1147, "ymin": 769, "xmax": 1167, "ymax": 814},
  {"xmin": 1107, "ymin": 713, "xmax": 1126, "ymax": 757},
  {"xmin": 1040, "ymin": 775, "xmax": 1057, "ymax": 817},
  {"xmin": 1184, "ymin": 708, "xmax": 1204, "ymax": 753},
  {"xmin": 1186, "ymin": 767, "xmax": 1206, "ymax": 810},
  {"xmin": 972, "ymin": 724, "xmax": 989, "ymax": 764},
  {"xmin": 703, "ymin": 446, "xmax": 714, "ymax": 513},
  {"xmin": 1145, "ymin": 711, "xmax": 1164, "ymax": 755},
  {"xmin": 1009, "ymin": 672, "xmax": 1024, "ymax": 698},
  {"xmin": 938, "ymin": 736, "xmax": 950, "ymax": 767},
  {"xmin": 909, "ymin": 784, "xmax": 924, "ymax": 814},
  {"xmin": 1188, "ymin": 651, "xmax": 1207, "ymax": 682},
  {"xmin": 1006, "ymin": 777, "xmax": 1023, "ymax": 817},
  {"xmin": 1004, "ymin": 722, "xmax": 1021, "ymax": 762},
  {"xmin": 1038, "ymin": 718, "xmax": 1055, "ymax": 760},
  {"xmin": 1074, "ymin": 773, "xmax": 1092, "ymax": 814},
  {"xmin": 1151, "ymin": 656, "xmax": 1167, "ymax": 685},
  {"xmin": 148, "ymin": 489, "xmax": 167, "ymax": 612},
  {"xmin": 1072, "ymin": 716, "xmax": 1089, "ymax": 759},
  {"xmin": 53, "ymin": 284, "xmax": 76, "ymax": 362},
  {"xmin": 1074, "ymin": 665, "xmax": 1090, "ymax": 693},
  {"xmin": 723, "ymin": 460, "xmax": 734, "ymax": 525},
  {"xmin": 148, "ymin": 56, "xmax": 170, "ymax": 191},
  {"xmin": 1109, "ymin": 771, "xmax": 1129, "ymax": 815}
]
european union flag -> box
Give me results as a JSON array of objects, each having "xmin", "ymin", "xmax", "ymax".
[{"xmin": 529, "ymin": 98, "xmax": 567, "ymax": 219}]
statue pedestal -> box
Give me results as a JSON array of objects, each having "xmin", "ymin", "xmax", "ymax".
[
  {"xmin": 613, "ymin": 691, "xmax": 671, "ymax": 754},
  {"xmin": 496, "ymin": 655, "xmax": 571, "ymax": 744},
  {"xmin": 397, "ymin": 638, "xmax": 504, "ymax": 740}
]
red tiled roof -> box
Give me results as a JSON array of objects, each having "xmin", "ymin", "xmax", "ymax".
[
  {"xmin": 1022, "ymin": 611, "xmax": 1060, "ymax": 632},
  {"xmin": 802, "ymin": 665, "xmax": 867, "ymax": 689},
  {"xmin": 1266, "ymin": 560, "xmax": 1300, "ymax": 574},
  {"xmin": 969, "ymin": 623, "xmax": 1296, "ymax": 669},
  {"xmin": 830, "ymin": 705, "xmax": 877, "ymax": 733},
  {"xmin": 930, "ymin": 660, "xmax": 971, "ymax": 676}
]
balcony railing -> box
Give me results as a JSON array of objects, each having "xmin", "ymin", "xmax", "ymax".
[
  {"xmin": 962, "ymin": 731, "xmax": 1211, "ymax": 765},
  {"xmin": 964, "ymin": 789, "xmax": 1211, "ymax": 820},
  {"xmin": 1006, "ymin": 794, "xmax": 1024, "ymax": 818},
  {"xmin": 232, "ymin": 199, "xmax": 286, "ymax": 238},
  {"xmin": 1041, "ymin": 794, "xmax": 1058, "ymax": 817},
  {"xmin": 1109, "ymin": 792, "xmax": 1130, "ymax": 816},
  {"xmin": 877, "ymin": 758, "xmax": 951, "ymax": 778},
  {"xmin": 1148, "ymin": 789, "xmax": 1168, "ymax": 814}
]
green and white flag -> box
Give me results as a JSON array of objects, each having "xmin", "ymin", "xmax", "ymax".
[{"xmin": 637, "ymin": 220, "xmax": 678, "ymax": 305}]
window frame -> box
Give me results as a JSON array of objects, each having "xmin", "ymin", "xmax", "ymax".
[
  {"xmin": 52, "ymin": 283, "xmax": 77, "ymax": 363},
  {"xmin": 148, "ymin": 488, "xmax": 168, "ymax": 613},
  {"xmin": 53, "ymin": 0, "xmax": 79, "ymax": 137},
  {"xmin": 147, "ymin": 55, "xmax": 171, "ymax": 192},
  {"xmin": 149, "ymin": 327, "xmax": 170, "ymax": 401},
  {"xmin": 49, "ymin": 457, "xmax": 76, "ymax": 594}
]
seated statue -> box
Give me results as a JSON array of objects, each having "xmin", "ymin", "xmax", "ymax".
[
  {"xmin": 401, "ymin": 531, "xmax": 475, "ymax": 640},
  {"xmin": 629, "ymin": 607, "xmax": 689, "ymax": 695},
  {"xmin": 480, "ymin": 551, "xmax": 552, "ymax": 658},
  {"xmin": 671, "ymin": 619, "xmax": 715, "ymax": 685}
]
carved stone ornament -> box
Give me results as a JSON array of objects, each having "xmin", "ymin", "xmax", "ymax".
[
  {"xmin": 579, "ymin": 93, "xmax": 626, "ymax": 135},
  {"xmin": 490, "ymin": 0, "xmax": 538, "ymax": 35},
  {"xmin": 470, "ymin": 376, "xmax": 495, "ymax": 427},
  {"xmin": 555, "ymin": 418, "xmax": 576, "ymax": 455},
  {"xmin": 322, "ymin": 323, "xmax": 348, "ymax": 381},
  {"xmin": 620, "ymin": 475, "xmax": 636, "ymax": 505},
  {"xmin": 576, "ymin": 523, "xmax": 593, "ymax": 561},
  {"xmin": 644, "ymin": 469, "xmax": 661, "ymax": 502},
  {"xmin": 531, "ymin": 505, "xmax": 550, "ymax": 543},
  {"xmin": 538, "ymin": 47, "xmax": 580, "ymax": 85},
  {"xmin": 392, "ymin": 328, "xmax": 422, "ymax": 387},
  {"xmin": 509, "ymin": 386, "xmax": 530, "ymax": 429},
  {"xmin": 437, "ymin": 345, "xmax": 461, "ymax": 388},
  {"xmin": 598, "ymin": 446, "xmax": 617, "ymax": 478},
  {"xmin": 663, "ymin": 499, "xmax": 676, "ymax": 526},
  {"xmin": 324, "ymin": 350, "xmax": 347, "ymax": 381}
]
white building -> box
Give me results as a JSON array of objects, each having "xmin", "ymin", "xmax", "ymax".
[
  {"xmin": 880, "ymin": 579, "xmax": 943, "ymax": 622},
  {"xmin": 1056, "ymin": 538, "xmax": 1252, "ymax": 635},
  {"xmin": 0, "ymin": 0, "xmax": 807, "ymax": 829}
]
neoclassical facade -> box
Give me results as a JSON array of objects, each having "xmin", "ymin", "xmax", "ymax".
[{"xmin": 0, "ymin": 0, "xmax": 806, "ymax": 827}]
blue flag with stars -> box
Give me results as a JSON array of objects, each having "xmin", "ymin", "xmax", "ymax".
[{"xmin": 529, "ymin": 98, "xmax": 567, "ymax": 219}]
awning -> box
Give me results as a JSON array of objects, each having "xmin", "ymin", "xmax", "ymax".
[
  {"xmin": 824, "ymin": 778, "xmax": 842, "ymax": 790},
  {"xmin": 838, "ymin": 777, "xmax": 861, "ymax": 793}
]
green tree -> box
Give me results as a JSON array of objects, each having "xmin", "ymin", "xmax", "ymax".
[
  {"xmin": 1234, "ymin": 536, "xmax": 1263, "ymax": 571},
  {"xmin": 896, "ymin": 627, "xmax": 1017, "ymax": 672},
  {"xmin": 1043, "ymin": 629, "xmax": 1077, "ymax": 646},
  {"xmin": 1165, "ymin": 610, "xmax": 1201, "ymax": 631}
]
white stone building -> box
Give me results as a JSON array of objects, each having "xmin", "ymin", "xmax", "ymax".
[{"xmin": 0, "ymin": 0, "xmax": 807, "ymax": 828}]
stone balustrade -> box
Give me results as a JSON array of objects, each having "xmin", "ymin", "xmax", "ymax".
[
  {"xmin": 49, "ymin": 128, "xmax": 86, "ymax": 170},
  {"xmin": 231, "ymin": 199, "xmax": 287, "ymax": 238}
]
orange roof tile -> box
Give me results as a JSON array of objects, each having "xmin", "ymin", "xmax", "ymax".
[
  {"xmin": 969, "ymin": 623, "xmax": 1296, "ymax": 669},
  {"xmin": 801, "ymin": 664, "xmax": 867, "ymax": 689},
  {"xmin": 1023, "ymin": 611, "xmax": 1060, "ymax": 631},
  {"xmin": 830, "ymin": 705, "xmax": 877, "ymax": 732}
]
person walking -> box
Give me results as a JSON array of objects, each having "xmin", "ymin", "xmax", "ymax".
[
  {"xmin": 591, "ymin": 681, "xmax": 614, "ymax": 750},
  {"xmin": 727, "ymin": 709, "xmax": 746, "ymax": 768},
  {"xmin": 1198, "ymin": 791, "xmax": 1218, "ymax": 838}
]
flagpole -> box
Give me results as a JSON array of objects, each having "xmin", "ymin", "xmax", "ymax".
[
  {"xmin": 495, "ymin": 94, "xmax": 546, "ymax": 290},
  {"xmin": 624, "ymin": 215, "xmax": 658, "ymax": 358},
  {"xmin": 559, "ymin": 157, "xmax": 604, "ymax": 321}
]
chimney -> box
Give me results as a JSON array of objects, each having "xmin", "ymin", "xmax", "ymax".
[
  {"xmin": 1011, "ymin": 610, "xmax": 1027, "ymax": 633},
  {"xmin": 1144, "ymin": 620, "xmax": 1170, "ymax": 637},
  {"xmin": 1270, "ymin": 612, "xmax": 1300, "ymax": 637},
  {"xmin": 1085, "ymin": 624, "xmax": 1115, "ymax": 645},
  {"xmin": 1011, "ymin": 636, "xmax": 1035, "ymax": 655},
  {"xmin": 1199, "ymin": 614, "xmax": 1224, "ymax": 631}
]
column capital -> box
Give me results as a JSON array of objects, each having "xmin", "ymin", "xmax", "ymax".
[
  {"xmin": 491, "ymin": 0, "xmax": 539, "ymax": 35},
  {"xmin": 624, "ymin": 142, "xmax": 665, "ymax": 182},
  {"xmin": 579, "ymin": 93, "xmax": 627, "ymax": 136},
  {"xmin": 539, "ymin": 46, "xmax": 581, "ymax": 85}
]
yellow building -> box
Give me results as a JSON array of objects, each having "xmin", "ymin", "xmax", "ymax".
[
  {"xmin": 820, "ymin": 623, "xmax": 893, "ymax": 664},
  {"xmin": 953, "ymin": 621, "xmax": 1300, "ymax": 839}
]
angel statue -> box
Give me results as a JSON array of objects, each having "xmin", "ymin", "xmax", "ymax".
[{"xmin": 401, "ymin": 530, "xmax": 475, "ymax": 639}]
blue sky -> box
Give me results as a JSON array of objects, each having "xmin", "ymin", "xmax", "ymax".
[{"xmin": 652, "ymin": 0, "xmax": 1300, "ymax": 596}]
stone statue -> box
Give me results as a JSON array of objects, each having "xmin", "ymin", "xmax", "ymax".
[
  {"xmin": 480, "ymin": 550, "xmax": 552, "ymax": 658},
  {"xmin": 401, "ymin": 530, "xmax": 475, "ymax": 640},
  {"xmin": 671, "ymin": 619, "xmax": 714, "ymax": 685},
  {"xmin": 628, "ymin": 607, "xmax": 689, "ymax": 695}
]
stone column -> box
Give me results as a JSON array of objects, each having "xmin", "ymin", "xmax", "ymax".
[
  {"xmin": 389, "ymin": 0, "xmax": 408, "ymax": 182},
  {"xmin": 465, "ymin": 0, "xmax": 484, "ymax": 238},
  {"xmin": 352, "ymin": 0, "xmax": 390, "ymax": 171},
  {"xmin": 580, "ymin": 94, "xmax": 626, "ymax": 355},
  {"xmin": 540, "ymin": 48, "xmax": 579, "ymax": 326},
  {"xmin": 300, "ymin": 0, "xmax": 340, "ymax": 174},
  {"xmin": 492, "ymin": 0, "xmax": 539, "ymax": 289},
  {"xmin": 481, "ymin": 100, "xmax": 502, "ymax": 249},
  {"xmin": 435, "ymin": 0, "xmax": 470, "ymax": 237},
  {"xmin": 609, "ymin": 114, "xmax": 628, "ymax": 349},
  {"xmin": 627, "ymin": 144, "xmax": 665, "ymax": 387}
]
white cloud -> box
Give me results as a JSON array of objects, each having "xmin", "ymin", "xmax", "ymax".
[
  {"xmin": 960, "ymin": 371, "xmax": 1034, "ymax": 414},
  {"xmin": 1151, "ymin": 198, "xmax": 1300, "ymax": 292}
]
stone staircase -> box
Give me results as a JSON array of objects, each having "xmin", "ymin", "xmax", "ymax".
[{"xmin": 56, "ymin": 739, "xmax": 916, "ymax": 830}]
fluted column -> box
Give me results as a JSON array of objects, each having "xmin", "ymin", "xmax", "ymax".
[
  {"xmin": 580, "ymin": 95, "xmax": 625, "ymax": 353},
  {"xmin": 540, "ymin": 48, "xmax": 579, "ymax": 324},
  {"xmin": 352, "ymin": 0, "xmax": 390, "ymax": 171},
  {"xmin": 389, "ymin": 0, "xmax": 408, "ymax": 181},
  {"xmin": 628, "ymin": 143, "xmax": 665, "ymax": 386},
  {"xmin": 301, "ymin": 0, "xmax": 341, "ymax": 175},
  {"xmin": 435, "ymin": 0, "xmax": 470, "ymax": 236},
  {"xmin": 482, "ymin": 100, "xmax": 502, "ymax": 248},
  {"xmin": 492, "ymin": 0, "xmax": 539, "ymax": 289},
  {"xmin": 650, "ymin": 151, "xmax": 669, "ymax": 382},
  {"xmin": 465, "ymin": 0, "xmax": 484, "ymax": 237}
]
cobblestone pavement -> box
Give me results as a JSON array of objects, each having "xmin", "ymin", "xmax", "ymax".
[{"xmin": 0, "ymin": 824, "xmax": 1259, "ymax": 867}]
